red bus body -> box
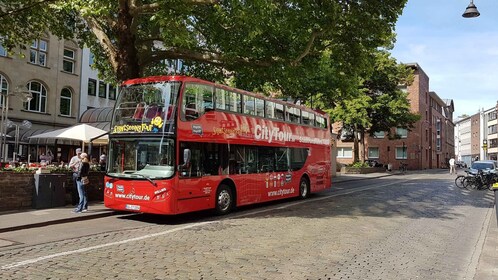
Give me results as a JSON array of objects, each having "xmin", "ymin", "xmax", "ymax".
[{"xmin": 104, "ymin": 76, "xmax": 332, "ymax": 215}]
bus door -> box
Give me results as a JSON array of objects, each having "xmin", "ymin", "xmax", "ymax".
[{"xmin": 177, "ymin": 142, "xmax": 213, "ymax": 212}]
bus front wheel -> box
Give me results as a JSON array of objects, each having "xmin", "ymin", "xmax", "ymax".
[
  {"xmin": 299, "ymin": 177, "xmax": 310, "ymax": 199},
  {"xmin": 215, "ymin": 184, "xmax": 233, "ymax": 215}
]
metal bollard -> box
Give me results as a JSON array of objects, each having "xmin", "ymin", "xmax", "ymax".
[{"xmin": 494, "ymin": 182, "xmax": 498, "ymax": 226}]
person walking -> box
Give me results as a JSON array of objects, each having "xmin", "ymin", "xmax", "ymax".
[
  {"xmin": 69, "ymin": 148, "xmax": 82, "ymax": 205},
  {"xmin": 449, "ymin": 157, "xmax": 456, "ymax": 175},
  {"xmin": 73, "ymin": 152, "xmax": 90, "ymax": 213}
]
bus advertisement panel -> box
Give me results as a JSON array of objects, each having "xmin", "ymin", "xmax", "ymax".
[{"xmin": 104, "ymin": 76, "xmax": 332, "ymax": 215}]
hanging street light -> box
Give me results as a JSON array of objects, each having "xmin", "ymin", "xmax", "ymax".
[{"xmin": 462, "ymin": 0, "xmax": 480, "ymax": 18}]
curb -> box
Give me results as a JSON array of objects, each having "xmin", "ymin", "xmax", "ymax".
[{"xmin": 0, "ymin": 210, "xmax": 115, "ymax": 233}]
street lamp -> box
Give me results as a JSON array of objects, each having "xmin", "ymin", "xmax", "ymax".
[
  {"xmin": 0, "ymin": 85, "xmax": 33, "ymax": 161},
  {"xmin": 5, "ymin": 119, "xmax": 32, "ymax": 161},
  {"xmin": 483, "ymin": 139, "xmax": 488, "ymax": 160},
  {"xmin": 462, "ymin": 0, "xmax": 480, "ymax": 18}
]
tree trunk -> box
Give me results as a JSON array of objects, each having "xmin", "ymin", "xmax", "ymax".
[
  {"xmin": 115, "ymin": 1, "xmax": 141, "ymax": 81},
  {"xmin": 353, "ymin": 126, "xmax": 360, "ymax": 163},
  {"xmin": 359, "ymin": 131, "xmax": 366, "ymax": 162}
]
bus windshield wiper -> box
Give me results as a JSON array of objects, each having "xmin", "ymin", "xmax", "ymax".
[{"xmin": 133, "ymin": 173, "xmax": 157, "ymax": 187}]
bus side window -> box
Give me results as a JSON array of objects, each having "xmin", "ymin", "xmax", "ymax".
[{"xmin": 182, "ymin": 83, "xmax": 213, "ymax": 121}]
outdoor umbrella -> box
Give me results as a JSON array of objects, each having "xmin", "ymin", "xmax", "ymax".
[{"xmin": 28, "ymin": 124, "xmax": 109, "ymax": 150}]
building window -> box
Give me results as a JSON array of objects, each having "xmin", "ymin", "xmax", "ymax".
[
  {"xmin": 88, "ymin": 79, "xmax": 96, "ymax": 96},
  {"xmin": 0, "ymin": 41, "xmax": 6, "ymax": 57},
  {"xmin": 337, "ymin": 147, "xmax": 353, "ymax": 158},
  {"xmin": 395, "ymin": 147, "xmax": 407, "ymax": 159},
  {"xmin": 108, "ymin": 84, "xmax": 116, "ymax": 100},
  {"xmin": 396, "ymin": 127, "xmax": 408, "ymax": 138},
  {"xmin": 89, "ymin": 52, "xmax": 94, "ymax": 66},
  {"xmin": 25, "ymin": 81, "xmax": 47, "ymax": 113},
  {"xmin": 0, "ymin": 74, "xmax": 8, "ymax": 106},
  {"xmin": 488, "ymin": 111, "xmax": 497, "ymax": 121},
  {"xmin": 98, "ymin": 81, "xmax": 107, "ymax": 98},
  {"xmin": 372, "ymin": 131, "xmax": 385, "ymax": 138},
  {"xmin": 368, "ymin": 147, "xmax": 379, "ymax": 158},
  {"xmin": 489, "ymin": 124, "xmax": 497, "ymax": 135},
  {"xmin": 60, "ymin": 88, "xmax": 72, "ymax": 116},
  {"xmin": 30, "ymin": 39, "xmax": 47, "ymax": 66},
  {"xmin": 62, "ymin": 48, "xmax": 75, "ymax": 73}
]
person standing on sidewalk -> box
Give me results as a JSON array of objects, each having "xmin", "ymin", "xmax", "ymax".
[
  {"xmin": 69, "ymin": 148, "xmax": 82, "ymax": 205},
  {"xmin": 73, "ymin": 152, "xmax": 90, "ymax": 213},
  {"xmin": 449, "ymin": 157, "xmax": 456, "ymax": 175}
]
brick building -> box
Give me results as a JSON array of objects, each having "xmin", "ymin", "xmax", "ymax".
[{"xmin": 335, "ymin": 63, "xmax": 455, "ymax": 170}]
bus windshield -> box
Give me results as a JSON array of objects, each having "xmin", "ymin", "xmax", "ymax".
[
  {"xmin": 112, "ymin": 81, "xmax": 181, "ymax": 134},
  {"xmin": 107, "ymin": 137, "xmax": 175, "ymax": 179}
]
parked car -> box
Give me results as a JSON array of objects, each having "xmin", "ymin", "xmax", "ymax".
[
  {"xmin": 455, "ymin": 161, "xmax": 467, "ymax": 168},
  {"xmin": 469, "ymin": 160, "xmax": 498, "ymax": 174}
]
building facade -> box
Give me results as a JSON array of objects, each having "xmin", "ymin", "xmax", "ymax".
[
  {"xmin": 0, "ymin": 34, "xmax": 115, "ymax": 163},
  {"xmin": 0, "ymin": 34, "xmax": 83, "ymax": 161},
  {"xmin": 457, "ymin": 103, "xmax": 498, "ymax": 163},
  {"xmin": 335, "ymin": 63, "xmax": 455, "ymax": 170}
]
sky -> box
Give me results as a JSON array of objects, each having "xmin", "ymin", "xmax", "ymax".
[{"xmin": 391, "ymin": 0, "xmax": 498, "ymax": 119}]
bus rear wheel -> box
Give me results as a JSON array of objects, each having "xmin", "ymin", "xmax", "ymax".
[
  {"xmin": 215, "ymin": 184, "xmax": 233, "ymax": 215},
  {"xmin": 299, "ymin": 177, "xmax": 310, "ymax": 199}
]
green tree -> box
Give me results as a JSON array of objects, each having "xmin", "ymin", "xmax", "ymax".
[
  {"xmin": 329, "ymin": 50, "xmax": 420, "ymax": 163},
  {"xmin": 1, "ymin": 0, "xmax": 408, "ymax": 85}
]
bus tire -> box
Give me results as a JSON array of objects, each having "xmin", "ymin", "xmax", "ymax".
[
  {"xmin": 215, "ymin": 184, "xmax": 233, "ymax": 215},
  {"xmin": 299, "ymin": 177, "xmax": 310, "ymax": 199}
]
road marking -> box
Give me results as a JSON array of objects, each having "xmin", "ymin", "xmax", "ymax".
[{"xmin": 1, "ymin": 178, "xmax": 411, "ymax": 270}]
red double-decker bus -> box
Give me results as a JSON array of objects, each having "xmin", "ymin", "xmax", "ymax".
[{"xmin": 104, "ymin": 76, "xmax": 332, "ymax": 215}]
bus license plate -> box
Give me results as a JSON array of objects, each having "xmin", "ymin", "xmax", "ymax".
[
  {"xmin": 493, "ymin": 182, "xmax": 498, "ymax": 189},
  {"xmin": 125, "ymin": 204, "xmax": 140, "ymax": 211}
]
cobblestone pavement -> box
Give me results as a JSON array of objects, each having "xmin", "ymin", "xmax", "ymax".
[{"xmin": 0, "ymin": 172, "xmax": 494, "ymax": 279}]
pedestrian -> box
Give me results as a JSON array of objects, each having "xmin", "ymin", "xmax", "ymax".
[
  {"xmin": 449, "ymin": 157, "xmax": 456, "ymax": 175},
  {"xmin": 69, "ymin": 148, "xmax": 82, "ymax": 205},
  {"xmin": 73, "ymin": 152, "xmax": 90, "ymax": 213},
  {"xmin": 99, "ymin": 152, "xmax": 107, "ymax": 171}
]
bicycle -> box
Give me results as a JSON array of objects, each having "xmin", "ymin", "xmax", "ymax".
[
  {"xmin": 462, "ymin": 169, "xmax": 496, "ymax": 190},
  {"xmin": 455, "ymin": 174, "xmax": 466, "ymax": 189},
  {"xmin": 399, "ymin": 162, "xmax": 407, "ymax": 174}
]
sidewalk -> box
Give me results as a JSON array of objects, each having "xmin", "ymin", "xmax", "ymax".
[
  {"xmin": 0, "ymin": 202, "xmax": 113, "ymax": 233},
  {"xmin": 0, "ymin": 171, "xmax": 496, "ymax": 279}
]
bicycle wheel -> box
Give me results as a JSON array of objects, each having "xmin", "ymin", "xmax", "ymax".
[
  {"xmin": 455, "ymin": 175, "xmax": 466, "ymax": 189},
  {"xmin": 463, "ymin": 177, "xmax": 477, "ymax": 190}
]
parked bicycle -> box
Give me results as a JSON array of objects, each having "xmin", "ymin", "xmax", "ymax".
[
  {"xmin": 399, "ymin": 162, "xmax": 408, "ymax": 174},
  {"xmin": 462, "ymin": 169, "xmax": 497, "ymax": 190},
  {"xmin": 455, "ymin": 173, "xmax": 467, "ymax": 189}
]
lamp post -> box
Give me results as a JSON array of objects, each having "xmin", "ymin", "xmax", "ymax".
[
  {"xmin": 0, "ymin": 86, "xmax": 33, "ymax": 161},
  {"xmin": 462, "ymin": 0, "xmax": 480, "ymax": 18},
  {"xmin": 5, "ymin": 119, "xmax": 32, "ymax": 162},
  {"xmin": 483, "ymin": 139, "xmax": 488, "ymax": 160}
]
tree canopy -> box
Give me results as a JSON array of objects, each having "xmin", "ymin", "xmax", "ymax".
[{"xmin": 1, "ymin": 0, "xmax": 408, "ymax": 92}]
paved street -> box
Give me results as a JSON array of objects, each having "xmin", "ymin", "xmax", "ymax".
[{"xmin": 0, "ymin": 171, "xmax": 495, "ymax": 279}]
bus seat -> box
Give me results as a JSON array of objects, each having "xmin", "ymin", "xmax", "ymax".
[
  {"xmin": 133, "ymin": 103, "xmax": 145, "ymax": 120},
  {"xmin": 164, "ymin": 105, "xmax": 175, "ymax": 120},
  {"xmin": 145, "ymin": 105, "xmax": 162, "ymax": 119}
]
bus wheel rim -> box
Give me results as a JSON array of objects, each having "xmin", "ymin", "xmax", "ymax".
[
  {"xmin": 218, "ymin": 190, "xmax": 231, "ymax": 211},
  {"xmin": 300, "ymin": 181, "xmax": 307, "ymax": 197}
]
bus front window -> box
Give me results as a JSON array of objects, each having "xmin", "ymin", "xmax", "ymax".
[
  {"xmin": 112, "ymin": 81, "xmax": 181, "ymax": 133},
  {"xmin": 107, "ymin": 137, "xmax": 175, "ymax": 179}
]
